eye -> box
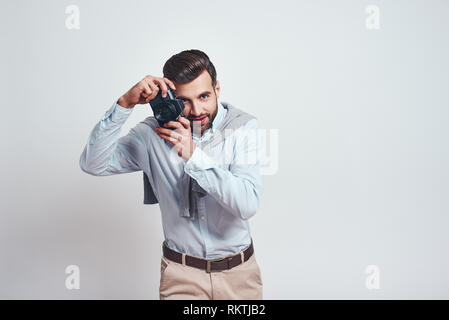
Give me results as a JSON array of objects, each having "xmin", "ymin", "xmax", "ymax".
[{"xmin": 200, "ymin": 94, "xmax": 209, "ymax": 99}]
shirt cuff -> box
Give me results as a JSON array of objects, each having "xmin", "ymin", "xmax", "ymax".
[
  {"xmin": 184, "ymin": 147, "xmax": 216, "ymax": 174},
  {"xmin": 101, "ymin": 100, "xmax": 134, "ymax": 123}
]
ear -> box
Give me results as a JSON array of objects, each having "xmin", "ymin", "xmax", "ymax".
[{"xmin": 214, "ymin": 80, "xmax": 221, "ymax": 98}]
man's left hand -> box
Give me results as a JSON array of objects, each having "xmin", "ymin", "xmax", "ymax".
[{"xmin": 154, "ymin": 116, "xmax": 195, "ymax": 161}]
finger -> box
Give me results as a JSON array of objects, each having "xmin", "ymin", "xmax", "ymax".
[
  {"xmin": 140, "ymin": 81, "xmax": 152, "ymax": 97},
  {"xmin": 155, "ymin": 127, "xmax": 183, "ymax": 139},
  {"xmin": 157, "ymin": 132, "xmax": 174, "ymax": 143},
  {"xmin": 157, "ymin": 131, "xmax": 182, "ymax": 145},
  {"xmin": 163, "ymin": 77, "xmax": 176, "ymax": 91},
  {"xmin": 141, "ymin": 75, "xmax": 153, "ymax": 95},
  {"xmin": 143, "ymin": 78, "xmax": 159, "ymax": 101},
  {"xmin": 163, "ymin": 121, "xmax": 183, "ymax": 130},
  {"xmin": 153, "ymin": 78, "xmax": 169, "ymax": 98},
  {"xmin": 177, "ymin": 115, "xmax": 190, "ymax": 129}
]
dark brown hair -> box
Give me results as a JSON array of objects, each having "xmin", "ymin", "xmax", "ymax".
[{"xmin": 163, "ymin": 49, "xmax": 217, "ymax": 88}]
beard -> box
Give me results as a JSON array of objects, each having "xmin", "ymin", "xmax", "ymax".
[{"xmin": 190, "ymin": 96, "xmax": 218, "ymax": 137}]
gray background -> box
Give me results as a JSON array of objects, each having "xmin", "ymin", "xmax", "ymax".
[{"xmin": 1, "ymin": 0, "xmax": 448, "ymax": 299}]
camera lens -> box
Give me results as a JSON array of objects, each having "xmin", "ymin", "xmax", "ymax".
[{"xmin": 153, "ymin": 102, "xmax": 175, "ymax": 122}]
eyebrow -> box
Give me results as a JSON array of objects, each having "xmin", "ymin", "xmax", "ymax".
[{"xmin": 176, "ymin": 91, "xmax": 211, "ymax": 101}]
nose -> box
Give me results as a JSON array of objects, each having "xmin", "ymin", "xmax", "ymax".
[{"xmin": 190, "ymin": 102, "xmax": 202, "ymax": 118}]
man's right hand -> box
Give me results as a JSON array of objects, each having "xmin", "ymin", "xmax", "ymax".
[{"xmin": 117, "ymin": 75, "xmax": 176, "ymax": 109}]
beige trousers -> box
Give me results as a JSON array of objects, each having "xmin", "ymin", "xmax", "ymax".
[{"xmin": 159, "ymin": 252, "xmax": 263, "ymax": 300}]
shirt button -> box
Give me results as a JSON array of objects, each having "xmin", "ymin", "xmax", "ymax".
[{"xmin": 201, "ymin": 215, "xmax": 205, "ymax": 220}]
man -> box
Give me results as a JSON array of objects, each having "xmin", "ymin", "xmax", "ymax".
[{"xmin": 79, "ymin": 49, "xmax": 263, "ymax": 299}]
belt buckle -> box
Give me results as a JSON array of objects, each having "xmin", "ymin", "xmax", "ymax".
[{"xmin": 206, "ymin": 257, "xmax": 227, "ymax": 273}]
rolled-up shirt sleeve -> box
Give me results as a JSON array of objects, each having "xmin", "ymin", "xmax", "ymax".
[
  {"xmin": 79, "ymin": 101, "xmax": 147, "ymax": 176},
  {"xmin": 184, "ymin": 119, "xmax": 263, "ymax": 220}
]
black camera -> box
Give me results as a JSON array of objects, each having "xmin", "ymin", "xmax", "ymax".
[{"xmin": 149, "ymin": 85, "xmax": 185, "ymax": 127}]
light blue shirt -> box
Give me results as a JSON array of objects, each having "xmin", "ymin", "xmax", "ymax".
[{"xmin": 79, "ymin": 97, "xmax": 263, "ymax": 258}]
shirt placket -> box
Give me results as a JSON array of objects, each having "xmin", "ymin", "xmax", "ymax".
[
  {"xmin": 197, "ymin": 196, "xmax": 211, "ymax": 255},
  {"xmin": 193, "ymin": 131, "xmax": 212, "ymax": 256}
]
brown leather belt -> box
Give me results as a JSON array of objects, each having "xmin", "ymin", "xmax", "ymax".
[{"xmin": 162, "ymin": 238, "xmax": 254, "ymax": 273}]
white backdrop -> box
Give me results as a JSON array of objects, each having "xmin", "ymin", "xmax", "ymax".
[{"xmin": 1, "ymin": 0, "xmax": 448, "ymax": 299}]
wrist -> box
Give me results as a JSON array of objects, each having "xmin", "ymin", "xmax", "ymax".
[{"xmin": 117, "ymin": 96, "xmax": 135, "ymax": 109}]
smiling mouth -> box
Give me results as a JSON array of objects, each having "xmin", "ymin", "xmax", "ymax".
[{"xmin": 190, "ymin": 116, "xmax": 208, "ymax": 124}]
